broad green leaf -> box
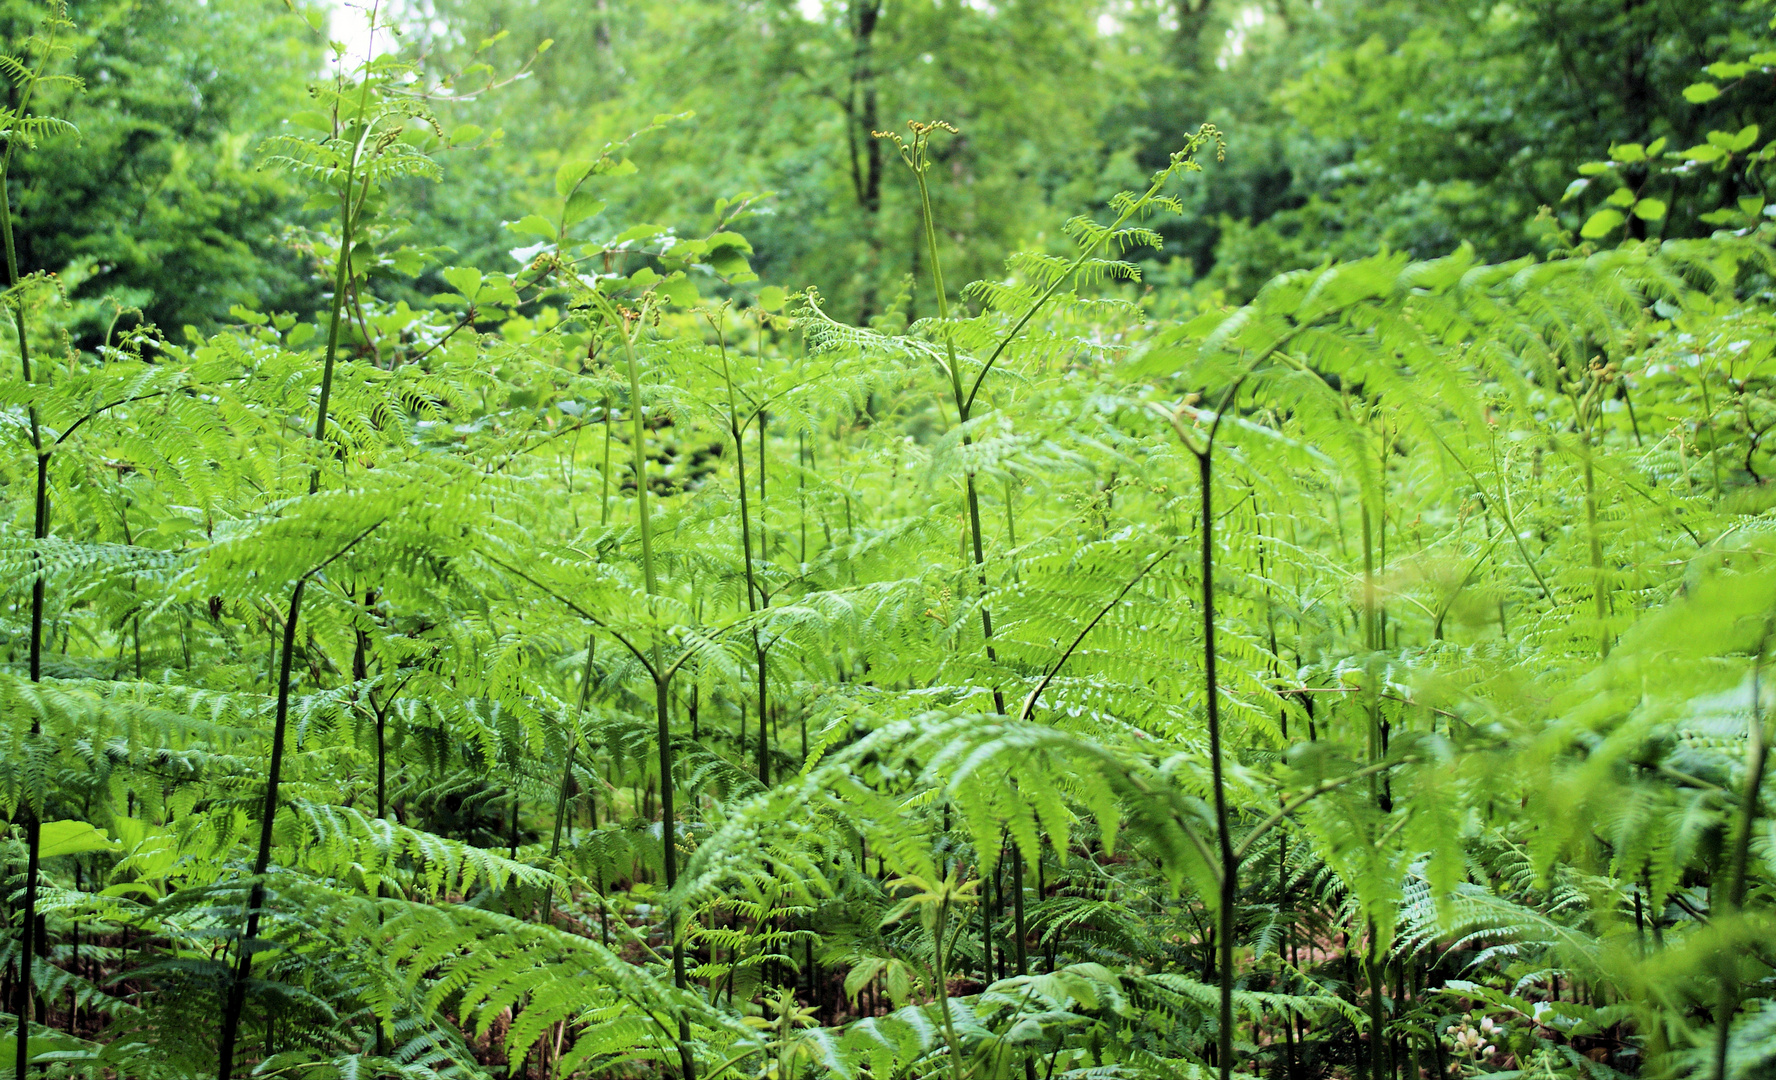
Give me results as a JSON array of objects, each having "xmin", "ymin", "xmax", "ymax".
[
  {"xmin": 38, "ymin": 820, "xmax": 118, "ymax": 859},
  {"xmin": 452, "ymin": 123, "xmax": 483, "ymax": 144},
  {"xmin": 563, "ymin": 192, "xmax": 605, "ymax": 229},
  {"xmin": 1609, "ymin": 143, "xmax": 1644, "ymax": 163},
  {"xmin": 757, "ymin": 285, "xmax": 788, "ymax": 311},
  {"xmin": 1683, "ymin": 81, "xmax": 1722, "ymax": 103},
  {"xmin": 1579, "ymin": 208, "xmax": 1625, "ymax": 239},
  {"xmin": 657, "ymin": 276, "xmax": 699, "ymax": 308},
  {"xmin": 1682, "ymin": 143, "xmax": 1727, "ymax": 163},
  {"xmin": 507, "ymin": 214, "xmax": 557, "ymax": 240},
  {"xmin": 1730, "ymin": 124, "xmax": 1761, "ymax": 151},
  {"xmin": 706, "ymin": 231, "xmax": 753, "ymax": 253},
  {"xmin": 442, "ymin": 266, "xmax": 483, "ymax": 300},
  {"xmin": 1604, "ymin": 187, "xmax": 1636, "ymax": 208},
  {"xmin": 555, "ymin": 159, "xmax": 595, "ymax": 197},
  {"xmin": 389, "ymin": 248, "xmax": 427, "ymax": 277},
  {"xmin": 1705, "ymin": 60, "xmax": 1753, "ymax": 79},
  {"xmin": 1631, "ymin": 198, "xmax": 1666, "ymax": 221},
  {"xmin": 613, "ymin": 223, "xmax": 666, "ymax": 245}
]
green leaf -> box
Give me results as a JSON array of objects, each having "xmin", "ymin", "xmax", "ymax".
[
  {"xmin": 442, "ymin": 266, "xmax": 483, "ymax": 300},
  {"xmin": 1604, "ymin": 187, "xmax": 1636, "ymax": 208},
  {"xmin": 38, "ymin": 821, "xmax": 118, "ymax": 859},
  {"xmin": 1631, "ymin": 198, "xmax": 1666, "ymax": 221},
  {"xmin": 593, "ymin": 158, "xmax": 638, "ymax": 178},
  {"xmin": 563, "ymin": 192, "xmax": 605, "ymax": 229},
  {"xmin": 555, "ymin": 159, "xmax": 595, "ymax": 198},
  {"xmin": 479, "ymin": 274, "xmax": 521, "ymax": 308},
  {"xmin": 1730, "ymin": 124, "xmax": 1761, "ymax": 151},
  {"xmin": 452, "ymin": 124, "xmax": 484, "ymax": 145},
  {"xmin": 1579, "ymin": 208, "xmax": 1625, "ymax": 239},
  {"xmin": 389, "ymin": 248, "xmax": 427, "ymax": 277},
  {"xmin": 1647, "ymin": 136, "xmax": 1668, "ymax": 157},
  {"xmin": 1739, "ymin": 196, "xmax": 1766, "ymax": 217},
  {"xmin": 287, "ymin": 322, "xmax": 317, "ymax": 347},
  {"xmin": 1577, "ymin": 162, "xmax": 1613, "ymax": 176},
  {"xmin": 1609, "ymin": 143, "xmax": 1645, "ymax": 163},
  {"xmin": 507, "ymin": 214, "xmax": 557, "ymax": 241},
  {"xmin": 1682, "ymin": 143, "xmax": 1727, "ymax": 163},
  {"xmin": 1705, "ymin": 60, "xmax": 1753, "ymax": 79},
  {"xmin": 1683, "ymin": 82, "xmax": 1722, "ymax": 103},
  {"xmin": 758, "ymin": 285, "xmax": 788, "ymax": 311},
  {"xmin": 708, "ymin": 250, "xmax": 753, "ymax": 279},
  {"xmin": 707, "ymin": 231, "xmax": 753, "ymax": 253},
  {"xmin": 614, "ymin": 224, "xmax": 667, "ymax": 245},
  {"xmin": 658, "ymin": 277, "xmax": 699, "ymax": 308}
]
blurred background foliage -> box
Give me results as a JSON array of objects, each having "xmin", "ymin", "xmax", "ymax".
[{"xmin": 9, "ymin": 0, "xmax": 1773, "ymax": 331}]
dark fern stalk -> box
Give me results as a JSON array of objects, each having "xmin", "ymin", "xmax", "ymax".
[
  {"xmin": 217, "ymin": 28, "xmax": 387, "ymax": 1069},
  {"xmin": 896, "ymin": 124, "xmax": 1219, "ymax": 1077},
  {"xmin": 0, "ymin": 10, "xmax": 69, "ymax": 1071},
  {"xmin": 1152, "ymin": 368, "xmax": 1264, "ymax": 1080},
  {"xmin": 711, "ymin": 310, "xmax": 768, "ymax": 787},
  {"xmin": 217, "ymin": 523, "xmax": 381, "ymax": 1080}
]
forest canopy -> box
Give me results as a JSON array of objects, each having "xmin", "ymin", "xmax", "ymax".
[{"xmin": 1, "ymin": 1, "xmax": 1775, "ymax": 1079}]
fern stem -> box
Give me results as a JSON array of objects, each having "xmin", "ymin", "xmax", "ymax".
[
  {"xmin": 1198, "ymin": 449, "xmax": 1238, "ymax": 1080},
  {"xmin": 217, "ymin": 519, "xmax": 380, "ymax": 1080},
  {"xmin": 606, "ymin": 299, "xmax": 695, "ymax": 1079},
  {"xmin": 714, "ymin": 317, "xmax": 769, "ymax": 786},
  {"xmin": 600, "ymin": 395, "xmax": 614, "ymax": 526},
  {"xmin": 218, "ymin": 575, "xmax": 305, "ymax": 1080},
  {"xmin": 545, "ymin": 637, "xmax": 597, "ymax": 923},
  {"xmin": 1713, "ymin": 639, "xmax": 1770, "ymax": 1080},
  {"xmin": 311, "ymin": 44, "xmax": 379, "ymax": 496},
  {"xmin": 757, "ymin": 408, "xmax": 771, "ymax": 785},
  {"xmin": 1582, "ymin": 446, "xmax": 1609, "ymax": 659},
  {"xmin": 0, "ymin": 16, "xmax": 60, "ymax": 1068}
]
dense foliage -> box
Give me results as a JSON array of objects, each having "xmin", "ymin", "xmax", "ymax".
[{"xmin": 2, "ymin": 1, "xmax": 1776, "ymax": 1079}]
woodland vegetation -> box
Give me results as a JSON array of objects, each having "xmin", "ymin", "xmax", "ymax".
[{"xmin": 1, "ymin": 0, "xmax": 1775, "ymax": 1078}]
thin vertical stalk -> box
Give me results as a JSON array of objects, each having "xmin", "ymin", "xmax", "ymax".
[
  {"xmin": 545, "ymin": 638, "xmax": 597, "ymax": 922},
  {"xmin": 218, "ymin": 576, "xmax": 306, "ymax": 1080},
  {"xmin": 1713, "ymin": 642, "xmax": 1769, "ymax": 1080},
  {"xmin": 607, "ymin": 300, "xmax": 695, "ymax": 1080},
  {"xmin": 218, "ymin": 523, "xmax": 379, "ymax": 1080},
  {"xmin": 1582, "ymin": 448, "xmax": 1609, "ymax": 659},
  {"xmin": 1198, "ymin": 450, "xmax": 1237, "ymax": 1080},
  {"xmin": 600, "ymin": 396, "xmax": 614, "ymax": 526},
  {"xmin": 713, "ymin": 318, "xmax": 767, "ymax": 787},
  {"xmin": 908, "ymin": 137, "xmax": 1033, "ymax": 1078},
  {"xmin": 1, "ymin": 19, "xmax": 60, "ymax": 1070}
]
